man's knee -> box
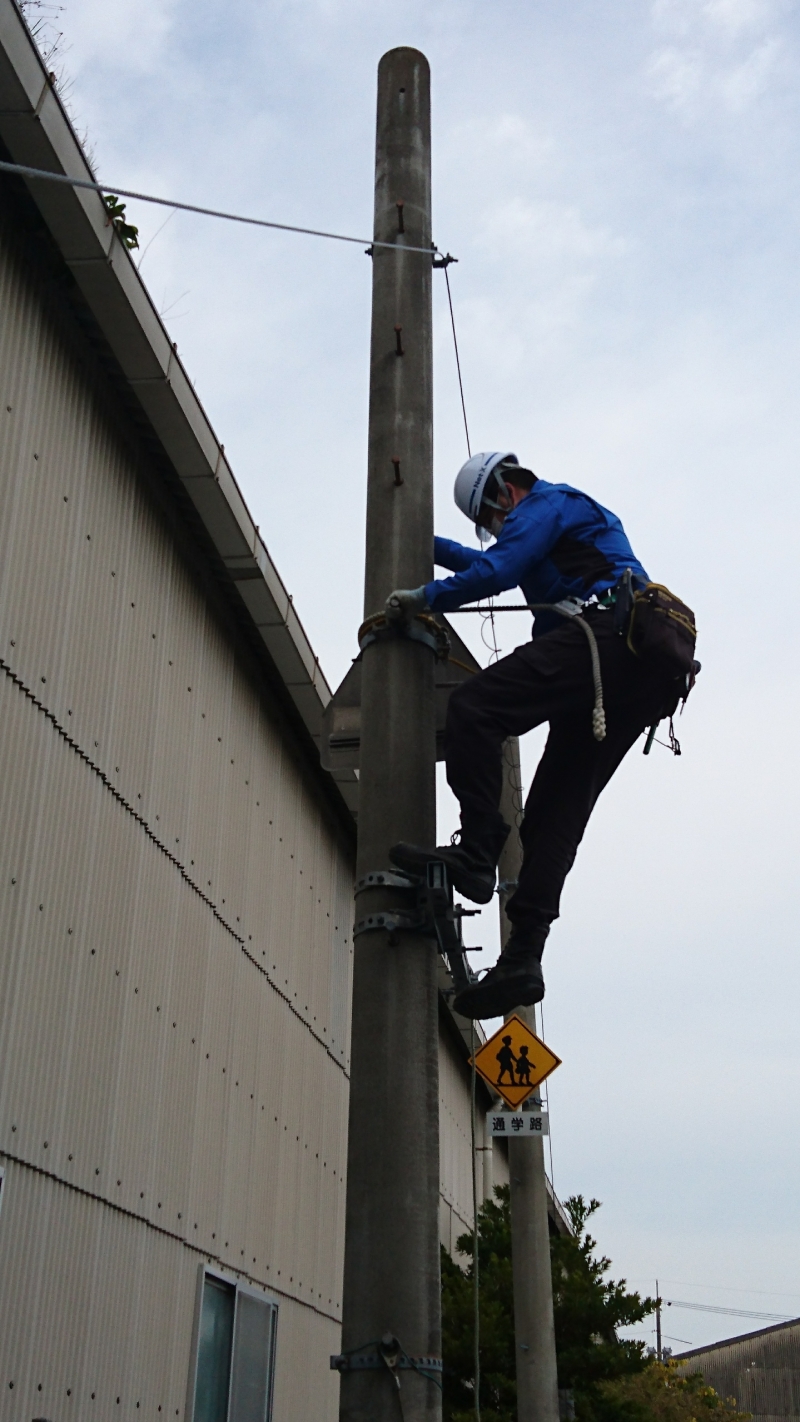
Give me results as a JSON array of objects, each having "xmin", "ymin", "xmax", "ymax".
[{"xmin": 446, "ymin": 678, "xmax": 481, "ymax": 733}]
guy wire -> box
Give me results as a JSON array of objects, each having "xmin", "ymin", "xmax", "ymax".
[
  {"xmin": 470, "ymin": 1021, "xmax": 482, "ymax": 1422},
  {"xmin": 441, "ymin": 264, "xmax": 501, "ymax": 666},
  {"xmin": 537, "ymin": 1000, "xmax": 556, "ymax": 1188},
  {"xmin": 446, "ymin": 252, "xmax": 482, "ymax": 1420},
  {"xmin": 443, "ymin": 262, "xmax": 471, "ymax": 457},
  {"xmin": 0, "ymin": 159, "xmax": 450, "ymax": 258}
]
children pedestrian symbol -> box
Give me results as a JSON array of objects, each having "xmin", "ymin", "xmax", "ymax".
[
  {"xmin": 471, "ymin": 1014, "xmax": 562, "ymax": 1109},
  {"xmin": 496, "ymin": 1035, "xmax": 517, "ymax": 1085},
  {"xmin": 516, "ymin": 1045, "xmax": 533, "ymax": 1087}
]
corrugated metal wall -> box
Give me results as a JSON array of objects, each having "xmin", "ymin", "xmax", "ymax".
[
  {"xmin": 0, "ymin": 1158, "xmax": 340, "ymax": 1420},
  {"xmin": 438, "ymin": 1023, "xmax": 509, "ymax": 1259},
  {"xmin": 0, "ymin": 204, "xmax": 353, "ymax": 1418},
  {"xmin": 0, "ymin": 184, "xmax": 500, "ymax": 1419},
  {"xmin": 677, "ymin": 1321, "xmax": 800, "ymax": 1419}
]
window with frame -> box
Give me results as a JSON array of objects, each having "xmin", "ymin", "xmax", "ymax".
[{"xmin": 187, "ymin": 1266, "xmax": 278, "ymax": 1422}]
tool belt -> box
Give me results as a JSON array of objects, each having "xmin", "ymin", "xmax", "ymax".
[{"xmin": 625, "ymin": 582, "xmax": 697, "ymax": 679}]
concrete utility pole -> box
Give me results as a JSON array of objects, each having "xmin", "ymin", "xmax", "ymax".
[
  {"xmin": 499, "ymin": 739, "xmax": 560, "ymax": 1422},
  {"xmin": 656, "ymin": 1281, "xmax": 662, "ymax": 1362},
  {"xmin": 338, "ymin": 48, "xmax": 440, "ymax": 1422}
]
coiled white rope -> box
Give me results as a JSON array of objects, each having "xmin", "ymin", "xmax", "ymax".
[
  {"xmin": 564, "ymin": 613, "xmax": 606, "ymax": 742},
  {"xmin": 450, "ymin": 602, "xmax": 607, "ymax": 742}
]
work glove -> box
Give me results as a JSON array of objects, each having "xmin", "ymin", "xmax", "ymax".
[{"xmin": 385, "ymin": 586, "xmax": 429, "ymax": 621}]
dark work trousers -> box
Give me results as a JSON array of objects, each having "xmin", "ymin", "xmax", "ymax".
[{"xmin": 444, "ymin": 609, "xmax": 676, "ymax": 945}]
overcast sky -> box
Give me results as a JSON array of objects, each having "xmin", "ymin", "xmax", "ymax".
[{"xmin": 40, "ymin": 0, "xmax": 800, "ymax": 1353}]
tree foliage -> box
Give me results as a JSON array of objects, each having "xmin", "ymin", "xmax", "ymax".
[
  {"xmin": 103, "ymin": 196, "xmax": 140, "ymax": 251},
  {"xmin": 597, "ymin": 1360, "xmax": 749, "ymax": 1422},
  {"xmin": 552, "ymin": 1194, "xmax": 655, "ymax": 1418},
  {"xmin": 441, "ymin": 1187, "xmax": 657, "ymax": 1422},
  {"xmin": 441, "ymin": 1186, "xmax": 517, "ymax": 1422}
]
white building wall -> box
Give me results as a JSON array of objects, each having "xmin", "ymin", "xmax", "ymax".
[
  {"xmin": 0, "ymin": 81, "xmax": 509, "ymax": 1418},
  {"xmin": 0, "ymin": 203, "xmax": 352, "ymax": 1420}
]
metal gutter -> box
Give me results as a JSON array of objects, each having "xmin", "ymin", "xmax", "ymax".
[{"xmin": 0, "ymin": 0, "xmax": 359, "ymax": 816}]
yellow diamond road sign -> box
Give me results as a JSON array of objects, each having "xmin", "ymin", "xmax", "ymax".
[{"xmin": 471, "ymin": 1014, "xmax": 562, "ymax": 1109}]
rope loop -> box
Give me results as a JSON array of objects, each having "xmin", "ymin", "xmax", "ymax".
[{"xmin": 526, "ymin": 604, "xmax": 606, "ymax": 742}]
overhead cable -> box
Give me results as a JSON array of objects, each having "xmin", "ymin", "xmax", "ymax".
[
  {"xmin": 666, "ymin": 1300, "xmax": 795, "ymax": 1323},
  {"xmin": 442, "ymin": 263, "xmax": 471, "ymax": 457},
  {"xmin": 470, "ymin": 1022, "xmax": 482, "ymax": 1422},
  {"xmin": 0, "ymin": 158, "xmax": 450, "ymax": 258},
  {"xmin": 638, "ymin": 1277, "xmax": 800, "ymax": 1300}
]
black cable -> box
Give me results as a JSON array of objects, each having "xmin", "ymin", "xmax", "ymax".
[
  {"xmin": 666, "ymin": 1300, "xmax": 794, "ymax": 1322},
  {"xmin": 0, "ymin": 158, "xmax": 448, "ymax": 258},
  {"xmin": 470, "ymin": 1022, "xmax": 482, "ymax": 1422},
  {"xmin": 441, "ymin": 275, "xmax": 506, "ymax": 672},
  {"xmin": 444, "ymin": 263, "xmax": 471, "ymax": 457}
]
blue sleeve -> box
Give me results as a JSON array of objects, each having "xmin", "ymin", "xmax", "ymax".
[
  {"xmin": 434, "ymin": 535, "xmax": 482, "ymax": 572},
  {"xmin": 424, "ymin": 496, "xmax": 563, "ymax": 612}
]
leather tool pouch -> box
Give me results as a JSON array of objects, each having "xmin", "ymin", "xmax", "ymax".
[{"xmin": 626, "ymin": 583, "xmax": 697, "ymax": 678}]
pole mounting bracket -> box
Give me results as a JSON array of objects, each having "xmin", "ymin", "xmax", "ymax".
[
  {"xmin": 353, "ymin": 907, "xmax": 429, "ymax": 937},
  {"xmin": 357, "ymin": 612, "xmax": 450, "ymax": 661},
  {"xmin": 352, "ymin": 860, "xmax": 478, "ymax": 993},
  {"xmin": 354, "ymin": 869, "xmax": 418, "ymax": 894},
  {"xmin": 330, "ymin": 1350, "xmax": 443, "ymax": 1372},
  {"xmin": 331, "ymin": 1332, "xmax": 443, "ymax": 1373}
]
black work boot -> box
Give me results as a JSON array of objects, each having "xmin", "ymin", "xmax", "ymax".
[
  {"xmin": 453, "ymin": 932, "xmax": 545, "ymax": 1020},
  {"xmin": 390, "ymin": 829, "xmax": 507, "ymax": 906}
]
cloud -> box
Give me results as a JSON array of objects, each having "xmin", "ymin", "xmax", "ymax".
[
  {"xmin": 455, "ymin": 196, "xmax": 628, "ymax": 376},
  {"xmin": 445, "ymin": 111, "xmax": 556, "ymax": 175},
  {"xmin": 479, "ymin": 195, "xmax": 625, "ymax": 265},
  {"xmin": 646, "ymin": 0, "xmax": 792, "ymax": 116},
  {"xmin": 652, "ymin": 0, "xmax": 788, "ymax": 39},
  {"xmin": 66, "ymin": 0, "xmax": 179, "ymax": 75}
]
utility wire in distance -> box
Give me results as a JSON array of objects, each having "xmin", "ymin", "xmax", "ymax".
[
  {"xmin": 633, "ymin": 1277, "xmax": 800, "ymax": 1301},
  {"xmin": 0, "ymin": 159, "xmax": 450, "ymax": 258},
  {"xmin": 665, "ymin": 1300, "xmax": 796, "ymax": 1323}
]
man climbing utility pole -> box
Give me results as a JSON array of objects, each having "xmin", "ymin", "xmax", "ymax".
[
  {"xmin": 499, "ymin": 739, "xmax": 560, "ymax": 1422},
  {"xmin": 388, "ymin": 453, "xmax": 697, "ymax": 1018},
  {"xmin": 337, "ymin": 49, "xmax": 441, "ymax": 1422}
]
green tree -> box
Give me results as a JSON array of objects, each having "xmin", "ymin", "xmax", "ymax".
[
  {"xmin": 597, "ymin": 1360, "xmax": 749, "ymax": 1422},
  {"xmin": 552, "ymin": 1195, "xmax": 655, "ymax": 1418},
  {"xmin": 442, "ymin": 1186, "xmax": 517, "ymax": 1421},
  {"xmin": 441, "ymin": 1188, "xmax": 655, "ymax": 1422}
]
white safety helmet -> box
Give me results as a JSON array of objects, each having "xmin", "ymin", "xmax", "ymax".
[{"xmin": 454, "ymin": 451, "xmax": 519, "ymax": 542}]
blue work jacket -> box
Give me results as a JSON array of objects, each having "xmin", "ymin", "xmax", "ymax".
[{"xmin": 424, "ymin": 479, "xmax": 649, "ymax": 633}]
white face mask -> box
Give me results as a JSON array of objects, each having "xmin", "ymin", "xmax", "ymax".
[
  {"xmin": 476, "ymin": 472, "xmax": 512, "ymax": 543},
  {"xmin": 476, "ymin": 511, "xmax": 505, "ymax": 544}
]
